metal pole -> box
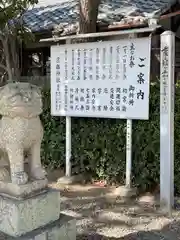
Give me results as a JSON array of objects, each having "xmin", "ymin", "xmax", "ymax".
[
  {"xmin": 125, "ymin": 33, "xmax": 136, "ymax": 188},
  {"xmin": 66, "ymin": 116, "xmax": 71, "ymax": 177},
  {"xmin": 65, "ymin": 39, "xmax": 72, "ymax": 177},
  {"xmin": 126, "ymin": 119, "xmax": 132, "ymax": 187}
]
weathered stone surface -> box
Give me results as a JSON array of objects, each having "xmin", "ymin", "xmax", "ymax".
[
  {"xmin": 0, "ymin": 189, "xmax": 60, "ymax": 237},
  {"xmin": 57, "ymin": 174, "xmax": 84, "ymax": 185},
  {"xmin": 0, "ymin": 82, "xmax": 47, "ymax": 185},
  {"xmin": 113, "ymin": 186, "xmax": 137, "ymax": 198},
  {"xmin": 0, "ymin": 214, "xmax": 76, "ymax": 240},
  {"xmin": 48, "ymin": 214, "xmax": 76, "ymax": 240},
  {"xmin": 0, "ymin": 179, "xmax": 48, "ymax": 198}
]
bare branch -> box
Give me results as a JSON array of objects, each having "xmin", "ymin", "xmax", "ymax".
[
  {"xmin": 2, "ymin": 36, "xmax": 13, "ymax": 81},
  {"xmin": 0, "ymin": 63, "xmax": 8, "ymax": 72}
]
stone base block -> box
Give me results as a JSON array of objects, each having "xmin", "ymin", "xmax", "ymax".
[
  {"xmin": 0, "ymin": 188, "xmax": 60, "ymax": 237},
  {"xmin": 57, "ymin": 174, "xmax": 83, "ymax": 185},
  {"xmin": 113, "ymin": 185, "xmax": 137, "ymax": 198},
  {"xmin": 0, "ymin": 214, "xmax": 76, "ymax": 240},
  {"xmin": 0, "ymin": 178, "xmax": 48, "ymax": 199}
]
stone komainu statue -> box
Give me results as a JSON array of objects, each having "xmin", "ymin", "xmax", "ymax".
[{"xmin": 0, "ymin": 82, "xmax": 47, "ymax": 185}]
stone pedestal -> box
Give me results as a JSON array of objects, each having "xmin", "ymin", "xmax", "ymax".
[
  {"xmin": 0, "ymin": 187, "xmax": 76, "ymax": 239},
  {"xmin": 0, "ymin": 214, "xmax": 76, "ymax": 240}
]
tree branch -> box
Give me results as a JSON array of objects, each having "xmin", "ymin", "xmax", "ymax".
[
  {"xmin": 0, "ymin": 63, "xmax": 8, "ymax": 72},
  {"xmin": 2, "ymin": 35, "xmax": 13, "ymax": 81}
]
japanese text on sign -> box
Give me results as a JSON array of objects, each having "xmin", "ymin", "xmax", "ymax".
[
  {"xmin": 51, "ymin": 37, "xmax": 151, "ymax": 120},
  {"xmin": 161, "ymin": 45, "xmax": 169, "ymax": 113}
]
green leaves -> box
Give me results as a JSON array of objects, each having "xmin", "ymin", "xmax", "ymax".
[
  {"xmin": 0, "ymin": 0, "xmax": 37, "ymax": 28},
  {"xmin": 41, "ymin": 82, "xmax": 180, "ymax": 194},
  {"xmin": 0, "ymin": 0, "xmax": 38, "ymax": 82}
]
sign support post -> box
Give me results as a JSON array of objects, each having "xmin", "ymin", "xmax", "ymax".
[
  {"xmin": 66, "ymin": 116, "xmax": 71, "ymax": 177},
  {"xmin": 65, "ymin": 39, "xmax": 72, "ymax": 178},
  {"xmin": 160, "ymin": 31, "xmax": 175, "ymax": 213},
  {"xmin": 126, "ymin": 119, "xmax": 132, "ymax": 187},
  {"xmin": 125, "ymin": 33, "xmax": 136, "ymax": 189}
]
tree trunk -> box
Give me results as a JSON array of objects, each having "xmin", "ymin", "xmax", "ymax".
[
  {"xmin": 79, "ymin": 0, "xmax": 101, "ymax": 34},
  {"xmin": 2, "ymin": 37, "xmax": 13, "ymax": 82}
]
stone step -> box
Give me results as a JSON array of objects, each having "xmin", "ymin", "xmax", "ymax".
[{"xmin": 0, "ymin": 214, "xmax": 76, "ymax": 240}]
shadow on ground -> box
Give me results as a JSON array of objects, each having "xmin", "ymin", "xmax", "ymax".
[
  {"xmin": 58, "ymin": 185, "xmax": 180, "ymax": 239},
  {"xmin": 77, "ymin": 220, "xmax": 180, "ymax": 239},
  {"xmin": 48, "ymin": 171, "xmax": 180, "ymax": 239}
]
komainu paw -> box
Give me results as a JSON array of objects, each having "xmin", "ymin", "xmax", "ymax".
[
  {"xmin": 30, "ymin": 167, "xmax": 47, "ymax": 180},
  {"xmin": 11, "ymin": 172, "xmax": 29, "ymax": 185}
]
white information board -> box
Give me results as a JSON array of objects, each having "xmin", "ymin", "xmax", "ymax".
[{"xmin": 51, "ymin": 37, "xmax": 151, "ymax": 119}]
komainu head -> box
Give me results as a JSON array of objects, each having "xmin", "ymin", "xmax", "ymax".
[{"xmin": 0, "ymin": 82, "xmax": 43, "ymax": 118}]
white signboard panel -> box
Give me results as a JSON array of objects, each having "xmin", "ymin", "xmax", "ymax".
[{"xmin": 51, "ymin": 37, "xmax": 151, "ymax": 119}]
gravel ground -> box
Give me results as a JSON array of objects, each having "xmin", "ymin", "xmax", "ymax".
[{"xmin": 58, "ymin": 185, "xmax": 180, "ymax": 240}]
